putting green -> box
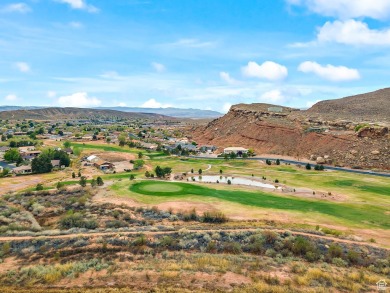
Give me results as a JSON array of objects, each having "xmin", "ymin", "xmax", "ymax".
[{"xmin": 138, "ymin": 181, "xmax": 183, "ymax": 193}]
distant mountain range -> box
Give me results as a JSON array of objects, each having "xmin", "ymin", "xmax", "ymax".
[
  {"xmin": 95, "ymin": 107, "xmax": 222, "ymax": 118},
  {"xmin": 0, "ymin": 106, "xmax": 222, "ymax": 119},
  {"xmin": 0, "ymin": 107, "xmax": 172, "ymax": 120}
]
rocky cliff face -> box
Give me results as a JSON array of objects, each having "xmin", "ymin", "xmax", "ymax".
[{"xmin": 190, "ymin": 103, "xmax": 390, "ymax": 171}]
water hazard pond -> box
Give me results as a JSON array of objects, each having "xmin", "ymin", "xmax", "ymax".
[{"xmin": 186, "ymin": 175, "xmax": 277, "ymax": 189}]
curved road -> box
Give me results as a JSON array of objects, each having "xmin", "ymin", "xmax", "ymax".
[{"xmin": 189, "ymin": 156, "xmax": 390, "ymax": 178}]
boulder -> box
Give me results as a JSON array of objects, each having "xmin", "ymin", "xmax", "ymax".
[
  {"xmin": 316, "ymin": 157, "xmax": 325, "ymax": 164},
  {"xmin": 371, "ymin": 150, "xmax": 380, "ymax": 155},
  {"xmin": 358, "ymin": 126, "xmax": 389, "ymax": 138}
]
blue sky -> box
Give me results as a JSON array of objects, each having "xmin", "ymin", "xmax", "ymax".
[{"xmin": 1, "ymin": 0, "xmax": 390, "ymax": 112}]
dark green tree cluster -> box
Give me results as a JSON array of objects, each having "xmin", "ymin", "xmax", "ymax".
[
  {"xmin": 4, "ymin": 149, "xmax": 22, "ymax": 164},
  {"xmin": 155, "ymin": 166, "xmax": 172, "ymax": 178},
  {"xmin": 9, "ymin": 140, "xmax": 35, "ymax": 147},
  {"xmin": 32, "ymin": 155, "xmax": 53, "ymax": 174}
]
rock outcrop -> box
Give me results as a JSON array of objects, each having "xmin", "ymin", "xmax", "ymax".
[{"xmin": 190, "ymin": 97, "xmax": 390, "ymax": 171}]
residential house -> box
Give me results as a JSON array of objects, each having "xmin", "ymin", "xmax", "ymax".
[
  {"xmin": 175, "ymin": 143, "xmax": 198, "ymax": 151},
  {"xmin": 51, "ymin": 160, "xmax": 61, "ymax": 168},
  {"xmin": 13, "ymin": 165, "xmax": 32, "ymax": 175},
  {"xmin": 94, "ymin": 135, "xmax": 105, "ymax": 141},
  {"xmin": 63, "ymin": 148, "xmax": 73, "ymax": 155},
  {"xmin": 199, "ymin": 145, "xmax": 217, "ymax": 153},
  {"xmin": 94, "ymin": 159, "xmax": 114, "ymax": 171},
  {"xmin": 18, "ymin": 146, "xmax": 36, "ymax": 153},
  {"xmin": 21, "ymin": 150, "xmax": 42, "ymax": 161},
  {"xmin": 86, "ymin": 155, "xmax": 99, "ymax": 163},
  {"xmin": 0, "ymin": 146, "xmax": 10, "ymax": 153},
  {"xmin": 140, "ymin": 142, "xmax": 158, "ymax": 150},
  {"xmin": 223, "ymin": 147, "xmax": 248, "ymax": 155}
]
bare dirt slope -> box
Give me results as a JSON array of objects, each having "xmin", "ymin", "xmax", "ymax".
[
  {"xmin": 306, "ymin": 87, "xmax": 390, "ymax": 121},
  {"xmin": 190, "ymin": 89, "xmax": 390, "ymax": 170}
]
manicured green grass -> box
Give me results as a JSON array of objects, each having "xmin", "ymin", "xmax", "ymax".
[
  {"xmin": 69, "ymin": 142, "xmax": 167, "ymax": 159},
  {"xmin": 328, "ymin": 179, "xmax": 390, "ymax": 196},
  {"xmin": 130, "ymin": 181, "xmax": 390, "ymax": 229}
]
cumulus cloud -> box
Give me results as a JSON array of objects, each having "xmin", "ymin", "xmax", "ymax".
[
  {"xmin": 15, "ymin": 62, "xmax": 30, "ymax": 73},
  {"xmin": 56, "ymin": 0, "xmax": 98, "ymax": 13},
  {"xmin": 219, "ymin": 71, "xmax": 237, "ymax": 84},
  {"xmin": 0, "ymin": 3, "xmax": 31, "ymax": 13},
  {"xmin": 286, "ymin": 0, "xmax": 390, "ymax": 20},
  {"xmin": 141, "ymin": 99, "xmax": 171, "ymax": 108},
  {"xmin": 317, "ymin": 19, "xmax": 390, "ymax": 46},
  {"xmin": 5, "ymin": 94, "xmax": 18, "ymax": 102},
  {"xmin": 242, "ymin": 61, "xmax": 288, "ymax": 81},
  {"xmin": 118, "ymin": 102, "xmax": 127, "ymax": 107},
  {"xmin": 298, "ymin": 61, "xmax": 360, "ymax": 81},
  {"xmin": 260, "ymin": 90, "xmax": 288, "ymax": 103},
  {"xmin": 57, "ymin": 92, "xmax": 102, "ymax": 107},
  {"xmin": 151, "ymin": 62, "xmax": 166, "ymax": 73}
]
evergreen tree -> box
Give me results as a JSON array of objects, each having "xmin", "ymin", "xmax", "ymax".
[
  {"xmin": 96, "ymin": 176, "xmax": 104, "ymax": 186},
  {"xmin": 79, "ymin": 176, "xmax": 87, "ymax": 187}
]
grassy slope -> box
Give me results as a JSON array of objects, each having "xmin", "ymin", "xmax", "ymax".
[
  {"xmin": 57, "ymin": 142, "xmax": 390, "ymax": 230},
  {"xmin": 70, "ymin": 142, "xmax": 167, "ymax": 159},
  {"xmin": 128, "ymin": 181, "xmax": 390, "ymax": 229}
]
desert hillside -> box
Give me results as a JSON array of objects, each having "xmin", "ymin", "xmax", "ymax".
[
  {"xmin": 0, "ymin": 107, "xmax": 173, "ymax": 120},
  {"xmin": 306, "ymin": 88, "xmax": 390, "ymax": 121},
  {"xmin": 190, "ymin": 90, "xmax": 390, "ymax": 171}
]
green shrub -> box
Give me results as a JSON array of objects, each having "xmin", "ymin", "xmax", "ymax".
[
  {"xmin": 133, "ymin": 235, "xmax": 147, "ymax": 246},
  {"xmin": 159, "ymin": 236, "xmax": 175, "ymax": 248},
  {"xmin": 328, "ymin": 244, "xmax": 343, "ymax": 258},
  {"xmin": 223, "ymin": 242, "xmax": 242, "ymax": 254},
  {"xmin": 202, "ymin": 211, "xmax": 228, "ymax": 223},
  {"xmin": 59, "ymin": 212, "xmax": 98, "ymax": 230}
]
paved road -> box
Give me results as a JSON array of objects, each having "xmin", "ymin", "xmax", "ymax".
[{"xmin": 189, "ymin": 156, "xmax": 390, "ymax": 178}]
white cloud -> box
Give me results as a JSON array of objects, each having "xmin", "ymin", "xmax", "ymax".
[
  {"xmin": 165, "ymin": 38, "xmax": 216, "ymax": 49},
  {"xmin": 100, "ymin": 71, "xmax": 121, "ymax": 79},
  {"xmin": 222, "ymin": 103, "xmax": 232, "ymax": 113},
  {"xmin": 260, "ymin": 90, "xmax": 287, "ymax": 103},
  {"xmin": 141, "ymin": 99, "xmax": 171, "ymax": 108},
  {"xmin": 5, "ymin": 94, "xmax": 18, "ymax": 102},
  {"xmin": 317, "ymin": 19, "xmax": 390, "ymax": 46},
  {"xmin": 219, "ymin": 71, "xmax": 237, "ymax": 84},
  {"xmin": 57, "ymin": 92, "xmax": 102, "ymax": 107},
  {"xmin": 47, "ymin": 91, "xmax": 57, "ymax": 98},
  {"xmin": 287, "ymin": 0, "xmax": 390, "ymax": 20},
  {"xmin": 151, "ymin": 62, "xmax": 166, "ymax": 73},
  {"xmin": 298, "ymin": 61, "xmax": 360, "ymax": 81},
  {"xmin": 15, "ymin": 62, "xmax": 30, "ymax": 73},
  {"xmin": 0, "ymin": 3, "xmax": 31, "ymax": 13},
  {"xmin": 69, "ymin": 21, "xmax": 83, "ymax": 29},
  {"xmin": 118, "ymin": 102, "xmax": 127, "ymax": 107},
  {"xmin": 242, "ymin": 61, "xmax": 288, "ymax": 81},
  {"xmin": 56, "ymin": 0, "xmax": 99, "ymax": 13}
]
